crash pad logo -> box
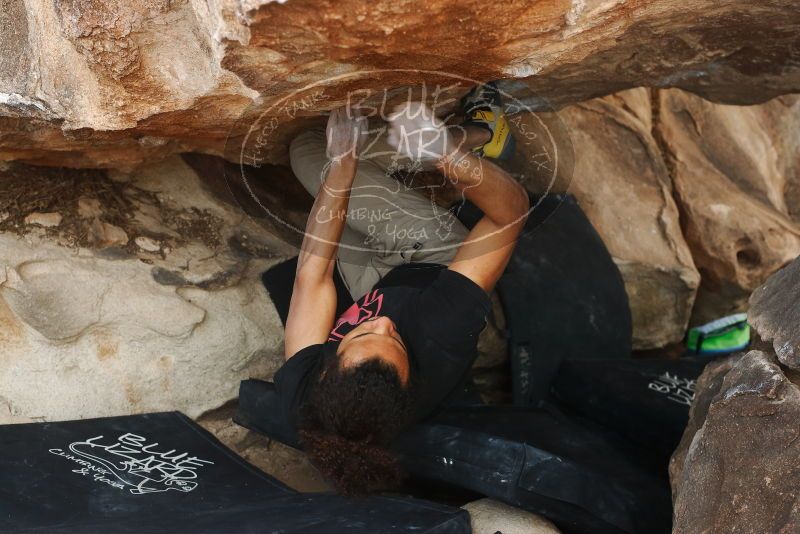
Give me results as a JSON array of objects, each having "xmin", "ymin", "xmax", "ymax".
[
  {"xmin": 647, "ymin": 372, "xmax": 696, "ymax": 406},
  {"xmin": 49, "ymin": 433, "xmax": 214, "ymax": 495}
]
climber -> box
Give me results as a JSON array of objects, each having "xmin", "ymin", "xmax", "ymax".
[{"xmin": 274, "ymin": 84, "xmax": 527, "ymax": 494}]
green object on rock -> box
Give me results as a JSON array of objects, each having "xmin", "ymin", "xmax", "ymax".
[{"xmin": 687, "ymin": 313, "xmax": 750, "ymax": 355}]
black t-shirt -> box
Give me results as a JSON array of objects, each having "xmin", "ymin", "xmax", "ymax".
[{"xmin": 273, "ymin": 264, "xmax": 491, "ymax": 430}]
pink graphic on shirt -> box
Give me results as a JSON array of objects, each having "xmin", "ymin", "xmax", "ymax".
[{"xmin": 328, "ymin": 289, "xmax": 384, "ymax": 342}]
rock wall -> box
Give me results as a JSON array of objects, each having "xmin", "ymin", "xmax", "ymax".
[
  {"xmin": 543, "ymin": 88, "xmax": 800, "ymax": 349},
  {"xmin": 749, "ymin": 256, "xmax": 800, "ymax": 371},
  {"xmin": 670, "ymin": 349, "xmax": 800, "ymax": 533},
  {"xmin": 0, "ymin": 156, "xmax": 294, "ymax": 422},
  {"xmin": 656, "ymin": 90, "xmax": 800, "ymax": 324},
  {"xmin": 670, "ymin": 256, "xmax": 800, "ymax": 532},
  {"xmin": 2, "ymin": 0, "xmax": 800, "ymax": 167}
]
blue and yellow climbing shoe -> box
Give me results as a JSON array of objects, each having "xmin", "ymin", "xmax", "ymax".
[{"xmin": 461, "ymin": 82, "xmax": 516, "ymax": 160}]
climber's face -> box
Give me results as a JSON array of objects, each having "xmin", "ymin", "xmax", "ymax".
[{"xmin": 336, "ymin": 316, "xmax": 410, "ymax": 384}]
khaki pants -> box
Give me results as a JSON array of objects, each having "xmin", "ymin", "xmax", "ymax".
[{"xmin": 290, "ymin": 127, "xmax": 469, "ymax": 300}]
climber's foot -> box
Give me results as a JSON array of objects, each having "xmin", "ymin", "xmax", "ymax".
[{"xmin": 460, "ymin": 82, "xmax": 516, "ymax": 160}]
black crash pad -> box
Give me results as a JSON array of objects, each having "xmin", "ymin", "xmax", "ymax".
[
  {"xmin": 493, "ymin": 194, "xmax": 633, "ymax": 405},
  {"xmin": 551, "ymin": 357, "xmax": 708, "ymax": 463},
  {"xmin": 235, "ymin": 380, "xmax": 672, "ymax": 534},
  {"xmin": 0, "ymin": 412, "xmax": 470, "ymax": 533}
]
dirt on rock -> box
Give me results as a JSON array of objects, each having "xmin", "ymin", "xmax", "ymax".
[
  {"xmin": 0, "ymin": 162, "xmax": 224, "ymax": 254},
  {"xmin": 0, "ymin": 164, "xmax": 134, "ymax": 246}
]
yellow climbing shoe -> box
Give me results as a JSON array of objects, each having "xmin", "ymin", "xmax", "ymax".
[{"xmin": 461, "ymin": 82, "xmax": 516, "ymax": 160}]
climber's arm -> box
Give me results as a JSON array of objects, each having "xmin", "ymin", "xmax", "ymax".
[
  {"xmin": 284, "ymin": 156, "xmax": 357, "ymax": 359},
  {"xmin": 383, "ymin": 101, "xmax": 527, "ymax": 293},
  {"xmin": 285, "ymin": 108, "xmax": 365, "ymax": 359},
  {"xmin": 439, "ymin": 151, "xmax": 529, "ymax": 292}
]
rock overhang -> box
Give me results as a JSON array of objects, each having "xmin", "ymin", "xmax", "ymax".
[{"xmin": 1, "ymin": 0, "xmax": 799, "ymax": 168}]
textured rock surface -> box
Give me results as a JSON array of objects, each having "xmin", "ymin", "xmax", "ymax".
[
  {"xmin": 2, "ymin": 0, "xmax": 800, "ymax": 167},
  {"xmin": 463, "ymin": 499, "xmax": 561, "ymax": 534},
  {"xmin": 749, "ymin": 255, "xmax": 800, "ymax": 371},
  {"xmin": 670, "ymin": 350, "xmax": 800, "ymax": 533},
  {"xmin": 559, "ymin": 88, "xmax": 700, "ymax": 349},
  {"xmin": 656, "ymin": 89, "xmax": 800, "ymax": 324},
  {"xmin": 0, "ymin": 156, "xmax": 293, "ymax": 422},
  {"xmin": 527, "ymin": 86, "xmax": 799, "ymax": 348}
]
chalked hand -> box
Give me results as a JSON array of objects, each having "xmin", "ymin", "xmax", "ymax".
[
  {"xmin": 325, "ymin": 106, "xmax": 368, "ymax": 162},
  {"xmin": 386, "ymin": 102, "xmax": 457, "ymax": 166}
]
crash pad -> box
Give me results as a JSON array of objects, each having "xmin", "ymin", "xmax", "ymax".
[
  {"xmin": 551, "ymin": 357, "xmax": 708, "ymax": 463},
  {"xmin": 235, "ymin": 380, "xmax": 672, "ymax": 534},
  {"xmin": 0, "ymin": 411, "xmax": 470, "ymax": 533},
  {"xmin": 492, "ymin": 194, "xmax": 633, "ymax": 405}
]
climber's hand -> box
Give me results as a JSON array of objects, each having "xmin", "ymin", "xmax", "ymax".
[
  {"xmin": 326, "ymin": 106, "xmax": 368, "ymax": 162},
  {"xmin": 387, "ymin": 102, "xmax": 457, "ymax": 166}
]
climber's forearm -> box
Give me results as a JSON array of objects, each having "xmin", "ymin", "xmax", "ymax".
[
  {"xmin": 286, "ymin": 107, "xmax": 363, "ymax": 358},
  {"xmin": 295, "ymin": 156, "xmax": 358, "ymax": 283},
  {"xmin": 286, "ymin": 155, "xmax": 357, "ymax": 359},
  {"xmin": 441, "ymin": 151, "xmax": 528, "ymax": 292}
]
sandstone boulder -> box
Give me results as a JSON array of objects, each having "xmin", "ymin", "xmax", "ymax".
[
  {"xmin": 513, "ymin": 88, "xmax": 800, "ymax": 349},
  {"xmin": 2, "ymin": 1, "xmax": 800, "ymax": 167},
  {"xmin": 0, "ymin": 155, "xmax": 294, "ymax": 423},
  {"xmin": 749, "ymin": 255, "xmax": 800, "ymax": 371},
  {"xmin": 463, "ymin": 499, "xmax": 560, "ymax": 534},
  {"xmin": 656, "ymin": 89, "xmax": 800, "ymax": 324},
  {"xmin": 558, "ymin": 88, "xmax": 700, "ymax": 349},
  {"xmin": 670, "ymin": 350, "xmax": 800, "ymax": 533}
]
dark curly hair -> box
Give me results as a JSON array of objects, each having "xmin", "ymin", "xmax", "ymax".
[{"xmin": 298, "ymin": 344, "xmax": 413, "ymax": 495}]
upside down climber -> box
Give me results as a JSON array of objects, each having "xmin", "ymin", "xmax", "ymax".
[{"xmin": 274, "ymin": 84, "xmax": 528, "ymax": 493}]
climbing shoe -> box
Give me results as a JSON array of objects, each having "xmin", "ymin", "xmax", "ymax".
[{"xmin": 460, "ymin": 82, "xmax": 516, "ymax": 160}]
